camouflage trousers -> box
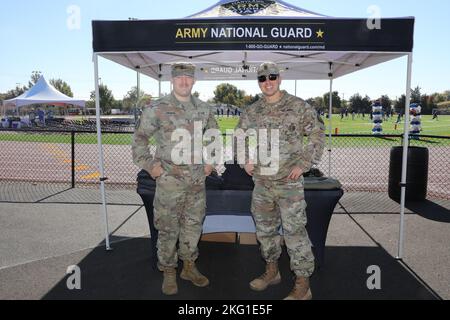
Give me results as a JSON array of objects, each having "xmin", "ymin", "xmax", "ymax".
[
  {"xmin": 251, "ymin": 177, "xmax": 315, "ymax": 277},
  {"xmin": 153, "ymin": 172, "xmax": 206, "ymax": 268}
]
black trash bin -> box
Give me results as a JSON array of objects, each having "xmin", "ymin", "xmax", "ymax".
[{"xmin": 388, "ymin": 146, "xmax": 429, "ymax": 201}]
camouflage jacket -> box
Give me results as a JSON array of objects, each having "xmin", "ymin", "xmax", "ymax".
[
  {"xmin": 237, "ymin": 90, "xmax": 325, "ymax": 181},
  {"xmin": 132, "ymin": 93, "xmax": 218, "ymax": 178}
]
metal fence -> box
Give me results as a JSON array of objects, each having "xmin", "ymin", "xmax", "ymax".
[
  {"xmin": 0, "ymin": 128, "xmax": 449, "ymax": 200},
  {"xmin": 316, "ymin": 134, "xmax": 449, "ymax": 199}
]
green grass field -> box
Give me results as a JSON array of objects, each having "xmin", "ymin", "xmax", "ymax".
[
  {"xmin": 1, "ymin": 115, "xmax": 448, "ymax": 146},
  {"xmin": 0, "ymin": 132, "xmax": 133, "ymax": 145},
  {"xmin": 324, "ymin": 114, "xmax": 450, "ymax": 136},
  {"xmin": 217, "ymin": 115, "xmax": 450, "ymax": 147},
  {"xmin": 218, "ymin": 115, "xmax": 450, "ymax": 136}
]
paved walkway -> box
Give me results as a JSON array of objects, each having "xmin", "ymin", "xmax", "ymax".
[{"xmin": 0, "ymin": 188, "xmax": 448, "ymax": 300}]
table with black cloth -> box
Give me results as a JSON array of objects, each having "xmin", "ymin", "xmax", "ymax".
[{"xmin": 137, "ymin": 165, "xmax": 343, "ymax": 269}]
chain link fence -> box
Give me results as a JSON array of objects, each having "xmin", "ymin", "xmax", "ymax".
[
  {"xmin": 1, "ymin": 128, "xmax": 449, "ymax": 200},
  {"xmin": 316, "ymin": 134, "xmax": 449, "ymax": 199}
]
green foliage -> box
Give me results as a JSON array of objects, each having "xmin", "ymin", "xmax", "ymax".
[
  {"xmin": 420, "ymin": 94, "xmax": 436, "ymax": 115},
  {"xmin": 306, "ymin": 96, "xmax": 324, "ymax": 112},
  {"xmin": 411, "ymin": 86, "xmax": 421, "ymax": 104},
  {"xmin": 241, "ymin": 93, "xmax": 260, "ymax": 106},
  {"xmin": 49, "ymin": 79, "xmax": 73, "ymax": 97},
  {"xmin": 85, "ymin": 100, "xmax": 95, "ymax": 109},
  {"xmin": 1, "ymin": 85, "xmax": 27, "ymax": 100},
  {"xmin": 393, "ymin": 88, "xmax": 441, "ymax": 115},
  {"xmin": 394, "ymin": 95, "xmax": 406, "ymax": 113},
  {"xmin": 349, "ymin": 93, "xmax": 371, "ymax": 113},
  {"xmin": 122, "ymin": 86, "xmax": 150, "ymax": 112},
  {"xmin": 112, "ymin": 99, "xmax": 123, "ymax": 110},
  {"xmin": 432, "ymin": 93, "xmax": 447, "ymax": 104},
  {"xmin": 323, "ymin": 91, "xmax": 341, "ymax": 112},
  {"xmin": 28, "ymin": 71, "xmax": 42, "ymax": 88},
  {"xmin": 437, "ymin": 101, "xmax": 450, "ymax": 108},
  {"xmin": 380, "ymin": 95, "xmax": 392, "ymax": 111},
  {"xmin": 90, "ymin": 84, "xmax": 115, "ymax": 115},
  {"xmin": 214, "ymin": 83, "xmax": 241, "ymax": 106},
  {"xmin": 213, "ymin": 83, "xmax": 258, "ymax": 107}
]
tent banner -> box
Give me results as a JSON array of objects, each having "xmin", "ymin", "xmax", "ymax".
[{"xmin": 93, "ymin": 18, "xmax": 414, "ymax": 53}]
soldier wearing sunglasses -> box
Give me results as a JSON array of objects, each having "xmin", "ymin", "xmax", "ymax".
[{"xmin": 237, "ymin": 62, "xmax": 325, "ymax": 300}]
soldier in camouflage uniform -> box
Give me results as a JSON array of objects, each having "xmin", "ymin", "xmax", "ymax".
[
  {"xmin": 237, "ymin": 62, "xmax": 325, "ymax": 300},
  {"xmin": 132, "ymin": 62, "xmax": 218, "ymax": 296}
]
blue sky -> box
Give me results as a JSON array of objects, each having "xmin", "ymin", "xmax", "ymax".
[{"xmin": 0, "ymin": 0, "xmax": 449, "ymax": 102}]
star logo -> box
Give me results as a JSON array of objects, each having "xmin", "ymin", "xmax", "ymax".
[{"xmin": 316, "ymin": 29, "xmax": 324, "ymax": 38}]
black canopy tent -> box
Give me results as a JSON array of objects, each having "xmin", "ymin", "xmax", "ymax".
[{"xmin": 92, "ymin": 0, "xmax": 414, "ymax": 258}]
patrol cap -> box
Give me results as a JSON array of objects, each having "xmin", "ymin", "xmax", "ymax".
[
  {"xmin": 257, "ymin": 62, "xmax": 280, "ymax": 77},
  {"xmin": 171, "ymin": 62, "xmax": 196, "ymax": 78}
]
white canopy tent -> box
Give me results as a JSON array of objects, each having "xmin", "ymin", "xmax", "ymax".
[
  {"xmin": 4, "ymin": 76, "xmax": 85, "ymax": 109},
  {"xmin": 92, "ymin": 0, "xmax": 414, "ymax": 259}
]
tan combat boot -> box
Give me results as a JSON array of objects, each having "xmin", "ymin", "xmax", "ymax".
[
  {"xmin": 284, "ymin": 276, "xmax": 312, "ymax": 300},
  {"xmin": 249, "ymin": 261, "xmax": 281, "ymax": 291},
  {"xmin": 161, "ymin": 267, "xmax": 178, "ymax": 295},
  {"xmin": 180, "ymin": 261, "xmax": 210, "ymax": 287}
]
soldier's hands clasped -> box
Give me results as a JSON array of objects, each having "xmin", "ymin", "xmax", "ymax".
[
  {"xmin": 150, "ymin": 164, "xmax": 164, "ymax": 179},
  {"xmin": 204, "ymin": 164, "xmax": 214, "ymax": 176},
  {"xmin": 287, "ymin": 166, "xmax": 303, "ymax": 181},
  {"xmin": 244, "ymin": 164, "xmax": 255, "ymax": 176}
]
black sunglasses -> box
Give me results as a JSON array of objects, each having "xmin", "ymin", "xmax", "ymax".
[{"xmin": 258, "ymin": 74, "xmax": 279, "ymax": 83}]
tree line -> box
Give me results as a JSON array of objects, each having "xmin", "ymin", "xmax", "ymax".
[
  {"xmin": 306, "ymin": 87, "xmax": 450, "ymax": 115},
  {"xmin": 1, "ymin": 72, "xmax": 449, "ymax": 115},
  {"xmin": 0, "ymin": 71, "xmax": 74, "ymax": 101},
  {"xmin": 0, "ymin": 71, "xmax": 152, "ymax": 115}
]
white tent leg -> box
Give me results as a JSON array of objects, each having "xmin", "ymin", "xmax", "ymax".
[
  {"xmin": 93, "ymin": 54, "xmax": 112, "ymax": 251},
  {"xmin": 136, "ymin": 71, "xmax": 141, "ymax": 124},
  {"xmin": 397, "ymin": 52, "xmax": 413, "ymax": 260},
  {"xmin": 159, "ymin": 79, "xmax": 162, "ymax": 98},
  {"xmin": 328, "ymin": 77, "xmax": 333, "ymax": 177},
  {"xmin": 294, "ymin": 80, "xmax": 298, "ymax": 97}
]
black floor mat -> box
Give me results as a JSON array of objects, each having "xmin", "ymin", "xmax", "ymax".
[{"xmin": 42, "ymin": 238, "xmax": 439, "ymax": 300}]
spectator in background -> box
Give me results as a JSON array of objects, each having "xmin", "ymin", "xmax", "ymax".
[
  {"xmin": 396, "ymin": 111, "xmax": 403, "ymax": 124},
  {"xmin": 432, "ymin": 109, "xmax": 439, "ymax": 120},
  {"xmin": 29, "ymin": 109, "xmax": 37, "ymax": 126},
  {"xmin": 37, "ymin": 108, "xmax": 45, "ymax": 126}
]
